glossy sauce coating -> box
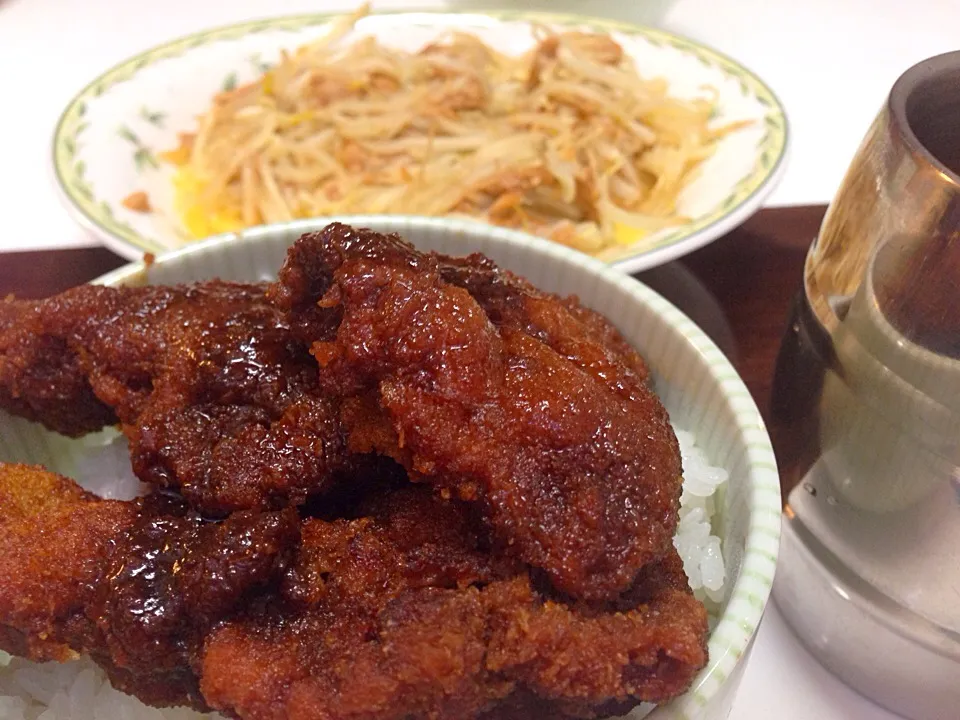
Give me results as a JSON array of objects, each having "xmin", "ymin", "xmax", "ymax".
[
  {"xmin": 0, "ymin": 282, "xmax": 347, "ymax": 513},
  {"xmin": 1, "ymin": 464, "xmax": 706, "ymax": 718},
  {"xmin": 0, "ymin": 224, "xmax": 706, "ymax": 718},
  {"xmin": 273, "ymin": 224, "xmax": 682, "ymax": 601}
]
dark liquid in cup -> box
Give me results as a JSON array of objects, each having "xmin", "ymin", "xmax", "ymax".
[
  {"xmin": 881, "ymin": 62, "xmax": 960, "ymax": 357},
  {"xmin": 904, "ymin": 63, "xmax": 960, "ymax": 177},
  {"xmin": 873, "ymin": 220, "xmax": 960, "ymax": 359}
]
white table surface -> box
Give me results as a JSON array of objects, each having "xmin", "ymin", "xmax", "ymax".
[{"xmin": 0, "ymin": 1, "xmax": 950, "ymax": 718}]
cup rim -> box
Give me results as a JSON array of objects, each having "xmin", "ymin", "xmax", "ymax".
[{"xmin": 889, "ymin": 50, "xmax": 960, "ymax": 187}]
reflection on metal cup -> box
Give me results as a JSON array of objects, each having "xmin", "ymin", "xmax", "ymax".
[
  {"xmin": 819, "ymin": 246, "xmax": 960, "ymax": 512},
  {"xmin": 771, "ymin": 50, "xmax": 960, "ymax": 720}
]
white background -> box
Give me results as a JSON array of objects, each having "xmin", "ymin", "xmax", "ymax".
[{"xmin": 0, "ymin": 1, "xmax": 952, "ymax": 717}]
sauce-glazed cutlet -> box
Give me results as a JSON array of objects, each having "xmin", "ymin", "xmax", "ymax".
[
  {"xmin": 0, "ymin": 463, "xmax": 136, "ymax": 663},
  {"xmin": 0, "ymin": 282, "xmax": 345, "ymax": 513},
  {"xmin": 0, "ymin": 463, "xmax": 707, "ymax": 719},
  {"xmin": 203, "ymin": 493, "xmax": 707, "ymax": 720},
  {"xmin": 271, "ymin": 223, "xmax": 682, "ymax": 601},
  {"xmin": 0, "ymin": 463, "xmax": 298, "ymax": 710}
]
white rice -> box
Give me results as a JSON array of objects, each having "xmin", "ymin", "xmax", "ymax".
[
  {"xmin": 672, "ymin": 429, "xmax": 729, "ymax": 611},
  {"xmin": 0, "ymin": 656, "xmax": 215, "ymax": 720},
  {"xmin": 0, "ymin": 423, "xmax": 727, "ymax": 719}
]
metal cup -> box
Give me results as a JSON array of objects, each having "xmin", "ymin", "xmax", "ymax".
[{"xmin": 771, "ymin": 51, "xmax": 960, "ymax": 720}]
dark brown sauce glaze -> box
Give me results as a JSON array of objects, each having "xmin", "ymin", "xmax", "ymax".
[
  {"xmin": 0, "ymin": 282, "xmax": 352, "ymax": 513},
  {"xmin": 85, "ymin": 501, "xmax": 299, "ymax": 708},
  {"xmin": 127, "ymin": 293, "xmax": 346, "ymax": 513},
  {"xmin": 271, "ymin": 224, "xmax": 681, "ymax": 602}
]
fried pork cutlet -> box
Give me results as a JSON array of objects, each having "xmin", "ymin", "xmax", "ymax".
[
  {"xmin": 0, "ymin": 463, "xmax": 137, "ymax": 663},
  {"xmin": 271, "ymin": 224, "xmax": 683, "ymax": 601},
  {"xmin": 436, "ymin": 252, "xmax": 653, "ymax": 387},
  {"xmin": 0, "ymin": 463, "xmax": 299, "ymax": 710},
  {"xmin": 0, "ymin": 282, "xmax": 345, "ymax": 513},
  {"xmin": 203, "ymin": 508, "xmax": 707, "ymax": 720},
  {"xmin": 0, "ymin": 464, "xmax": 709, "ymax": 719}
]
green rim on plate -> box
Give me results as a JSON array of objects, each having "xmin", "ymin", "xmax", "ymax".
[{"xmin": 52, "ymin": 10, "xmax": 788, "ymax": 265}]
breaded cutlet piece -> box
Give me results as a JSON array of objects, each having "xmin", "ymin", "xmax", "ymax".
[
  {"xmin": 0, "ymin": 467, "xmax": 708, "ymax": 718},
  {"xmin": 0, "ymin": 463, "xmax": 137, "ymax": 662},
  {"xmin": 201, "ymin": 489, "xmax": 708, "ymax": 720},
  {"xmin": 271, "ymin": 223, "xmax": 682, "ymax": 602},
  {"xmin": 0, "ymin": 282, "xmax": 346, "ymax": 514},
  {"xmin": 0, "ymin": 463, "xmax": 298, "ymax": 709}
]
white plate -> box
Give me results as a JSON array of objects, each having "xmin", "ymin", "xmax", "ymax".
[{"xmin": 52, "ymin": 10, "xmax": 789, "ymax": 273}]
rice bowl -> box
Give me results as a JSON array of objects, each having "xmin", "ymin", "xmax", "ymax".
[{"xmin": 0, "ymin": 216, "xmax": 780, "ymax": 719}]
